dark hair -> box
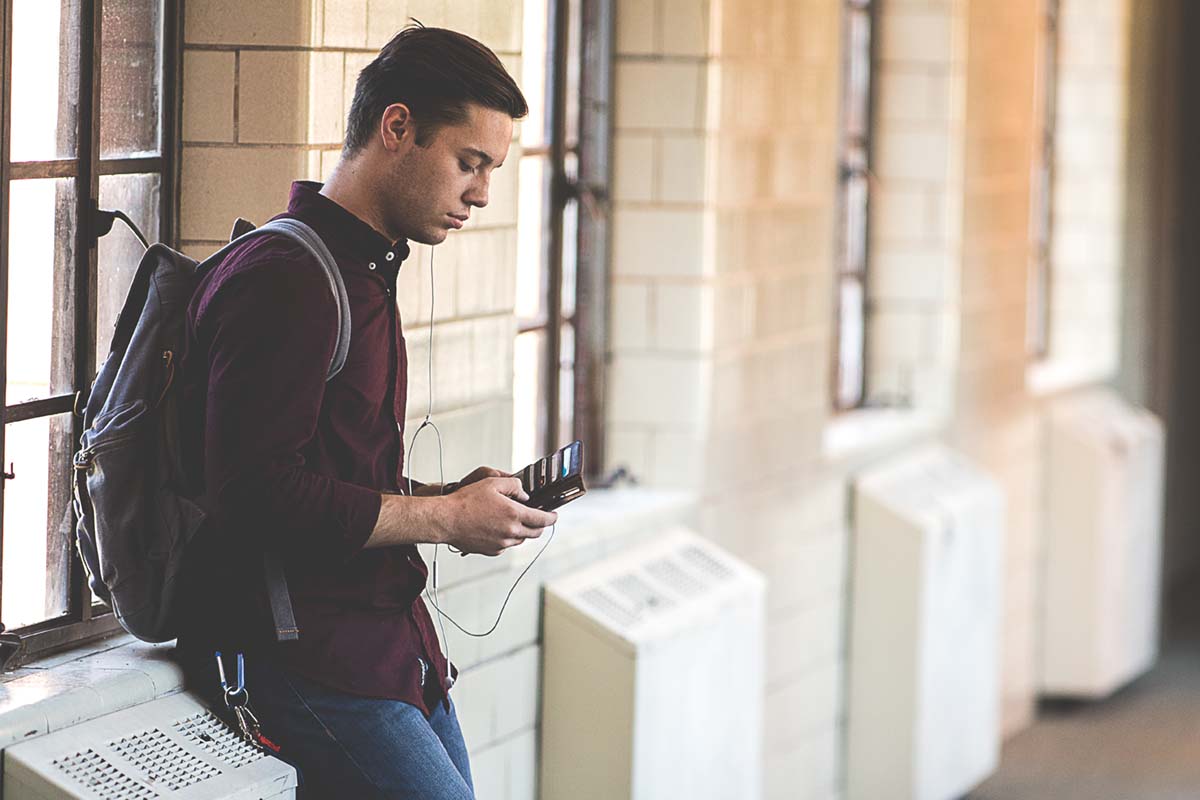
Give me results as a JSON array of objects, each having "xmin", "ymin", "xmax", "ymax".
[{"xmin": 345, "ymin": 23, "xmax": 528, "ymax": 153}]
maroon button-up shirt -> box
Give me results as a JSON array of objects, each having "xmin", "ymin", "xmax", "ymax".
[{"xmin": 176, "ymin": 181, "xmax": 451, "ymax": 716}]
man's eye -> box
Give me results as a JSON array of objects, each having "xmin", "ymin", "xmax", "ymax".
[{"xmin": 459, "ymin": 160, "xmax": 475, "ymax": 174}]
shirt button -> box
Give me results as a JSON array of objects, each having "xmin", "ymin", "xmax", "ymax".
[
  {"xmin": 368, "ymin": 262, "xmax": 377, "ymax": 270},
  {"xmin": 385, "ymin": 252, "xmax": 396, "ymax": 261}
]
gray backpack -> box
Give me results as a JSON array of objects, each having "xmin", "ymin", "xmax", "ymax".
[{"xmin": 72, "ymin": 218, "xmax": 349, "ymax": 643}]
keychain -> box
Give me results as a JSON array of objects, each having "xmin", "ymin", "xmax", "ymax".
[{"xmin": 215, "ymin": 651, "xmax": 282, "ymax": 754}]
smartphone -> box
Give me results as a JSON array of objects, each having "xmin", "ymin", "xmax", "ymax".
[{"xmin": 515, "ymin": 441, "xmax": 586, "ymax": 511}]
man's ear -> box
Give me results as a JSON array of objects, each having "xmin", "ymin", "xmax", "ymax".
[{"xmin": 380, "ymin": 103, "xmax": 414, "ymax": 152}]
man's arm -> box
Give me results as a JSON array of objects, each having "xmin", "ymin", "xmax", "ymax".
[
  {"xmin": 198, "ymin": 249, "xmax": 381, "ymax": 563},
  {"xmin": 367, "ymin": 476, "xmax": 558, "ymax": 556}
]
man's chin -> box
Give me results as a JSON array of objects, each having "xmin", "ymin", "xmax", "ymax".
[{"xmin": 410, "ymin": 228, "xmax": 450, "ymax": 246}]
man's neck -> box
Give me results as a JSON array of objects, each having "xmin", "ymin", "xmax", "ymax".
[{"xmin": 320, "ymin": 157, "xmax": 397, "ymax": 242}]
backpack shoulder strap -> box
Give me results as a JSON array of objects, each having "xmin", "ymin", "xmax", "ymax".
[
  {"xmin": 254, "ymin": 218, "xmax": 352, "ymax": 381},
  {"xmin": 206, "ymin": 218, "xmax": 352, "ymax": 644},
  {"xmin": 202, "ymin": 218, "xmax": 352, "ymax": 382}
]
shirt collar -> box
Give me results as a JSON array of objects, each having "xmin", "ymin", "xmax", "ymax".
[{"xmin": 280, "ymin": 181, "xmax": 410, "ymax": 276}]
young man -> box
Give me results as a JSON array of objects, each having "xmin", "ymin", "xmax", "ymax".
[{"xmin": 175, "ymin": 26, "xmax": 556, "ymax": 800}]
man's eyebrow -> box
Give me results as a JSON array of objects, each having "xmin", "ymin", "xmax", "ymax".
[{"xmin": 460, "ymin": 147, "xmax": 495, "ymax": 166}]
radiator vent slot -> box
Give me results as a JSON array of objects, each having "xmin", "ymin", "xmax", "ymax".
[
  {"xmin": 575, "ymin": 542, "xmax": 744, "ymax": 635},
  {"xmin": 174, "ymin": 712, "xmax": 264, "ymax": 769},
  {"xmin": 679, "ymin": 545, "xmax": 734, "ymax": 581},
  {"xmin": 108, "ymin": 727, "xmax": 220, "ymax": 790},
  {"xmin": 646, "ymin": 556, "xmax": 706, "ymax": 598},
  {"xmin": 579, "ymin": 587, "xmax": 639, "ymax": 629},
  {"xmin": 52, "ymin": 749, "xmax": 158, "ymax": 799},
  {"xmin": 609, "ymin": 573, "xmax": 673, "ymax": 614}
]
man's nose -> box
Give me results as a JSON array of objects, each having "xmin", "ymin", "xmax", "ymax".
[{"xmin": 465, "ymin": 176, "xmax": 490, "ymax": 208}]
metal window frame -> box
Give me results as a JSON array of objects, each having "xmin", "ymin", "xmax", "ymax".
[
  {"xmin": 832, "ymin": 0, "xmax": 879, "ymax": 412},
  {"xmin": 0, "ymin": 0, "xmax": 182, "ymax": 667},
  {"xmin": 516, "ymin": 0, "xmax": 612, "ymax": 478}
]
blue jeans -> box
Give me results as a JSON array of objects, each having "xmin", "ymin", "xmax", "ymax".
[{"xmin": 179, "ymin": 652, "xmax": 474, "ymax": 800}]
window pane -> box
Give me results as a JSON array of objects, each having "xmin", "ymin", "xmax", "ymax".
[
  {"xmin": 836, "ymin": 277, "xmax": 866, "ymax": 409},
  {"xmin": 512, "ymin": 330, "xmax": 546, "ymax": 468},
  {"xmin": 561, "ymin": 153, "xmax": 579, "ymax": 319},
  {"xmin": 845, "ymin": 4, "xmax": 873, "ymax": 138},
  {"xmin": 97, "ymin": 174, "xmax": 162, "ymax": 364},
  {"xmin": 6, "ymin": 179, "xmax": 78, "ymax": 405},
  {"xmin": 563, "ymin": 0, "xmax": 582, "ymax": 149},
  {"xmin": 100, "ymin": 0, "xmax": 163, "ymax": 158},
  {"xmin": 521, "ymin": 0, "xmax": 550, "ymax": 148},
  {"xmin": 516, "ymin": 157, "xmax": 549, "ymax": 320},
  {"xmin": 842, "ymin": 166, "xmax": 869, "ymax": 274},
  {"xmin": 10, "ymin": 0, "xmax": 80, "ymax": 161},
  {"xmin": 558, "ymin": 323, "xmax": 575, "ymax": 446},
  {"xmin": 2, "ymin": 413, "xmax": 75, "ymax": 629}
]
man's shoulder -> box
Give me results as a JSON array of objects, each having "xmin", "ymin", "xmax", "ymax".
[
  {"xmin": 212, "ymin": 221, "xmax": 322, "ymax": 282},
  {"xmin": 192, "ymin": 225, "xmax": 330, "ymax": 327}
]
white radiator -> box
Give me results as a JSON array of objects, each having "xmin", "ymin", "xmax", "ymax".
[
  {"xmin": 4, "ymin": 693, "xmax": 296, "ymax": 799},
  {"xmin": 847, "ymin": 446, "xmax": 1004, "ymax": 800},
  {"xmin": 539, "ymin": 527, "xmax": 766, "ymax": 800},
  {"xmin": 1040, "ymin": 389, "xmax": 1165, "ymax": 698}
]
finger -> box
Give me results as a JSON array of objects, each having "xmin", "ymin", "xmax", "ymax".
[
  {"xmin": 517, "ymin": 506, "xmax": 558, "ymax": 530},
  {"xmin": 464, "ymin": 466, "xmax": 506, "ymax": 484}
]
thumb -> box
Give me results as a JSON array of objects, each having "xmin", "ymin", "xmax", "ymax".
[{"xmin": 492, "ymin": 476, "xmax": 529, "ymax": 502}]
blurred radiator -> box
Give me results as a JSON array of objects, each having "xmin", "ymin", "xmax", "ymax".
[
  {"xmin": 4, "ymin": 693, "xmax": 296, "ymax": 799},
  {"xmin": 847, "ymin": 446, "xmax": 1003, "ymax": 800},
  {"xmin": 1040, "ymin": 389, "xmax": 1165, "ymax": 698},
  {"xmin": 539, "ymin": 527, "xmax": 766, "ymax": 800}
]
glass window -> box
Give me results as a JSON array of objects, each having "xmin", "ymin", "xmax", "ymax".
[
  {"xmin": 9, "ymin": 0, "xmax": 80, "ymax": 162},
  {"xmin": 6, "ymin": 179, "xmax": 78, "ymax": 405},
  {"xmin": 97, "ymin": 172, "xmax": 162, "ymax": 362},
  {"xmin": 513, "ymin": 0, "xmax": 597, "ymax": 469},
  {"xmin": 833, "ymin": 0, "xmax": 875, "ymax": 411},
  {"xmin": 99, "ymin": 0, "xmax": 163, "ymax": 159},
  {"xmin": 0, "ymin": 0, "xmax": 177, "ymax": 659}
]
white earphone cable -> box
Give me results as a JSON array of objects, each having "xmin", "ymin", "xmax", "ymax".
[{"xmin": 404, "ymin": 244, "xmax": 557, "ymax": 688}]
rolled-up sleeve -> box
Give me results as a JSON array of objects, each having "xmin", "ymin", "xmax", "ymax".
[{"xmin": 196, "ymin": 248, "xmax": 381, "ymax": 563}]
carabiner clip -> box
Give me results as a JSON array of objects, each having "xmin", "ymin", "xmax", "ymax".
[{"xmin": 215, "ymin": 651, "xmax": 249, "ymax": 708}]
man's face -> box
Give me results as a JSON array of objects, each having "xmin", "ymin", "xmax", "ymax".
[{"xmin": 384, "ymin": 103, "xmax": 513, "ymax": 245}]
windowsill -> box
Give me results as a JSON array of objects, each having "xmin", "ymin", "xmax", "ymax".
[
  {"xmin": 0, "ymin": 636, "xmax": 184, "ymax": 750},
  {"xmin": 1026, "ymin": 358, "xmax": 1115, "ymax": 397},
  {"xmin": 822, "ymin": 407, "xmax": 943, "ymax": 463}
]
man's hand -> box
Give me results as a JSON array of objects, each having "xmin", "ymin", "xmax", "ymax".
[
  {"xmin": 410, "ymin": 466, "xmax": 507, "ymax": 497},
  {"xmin": 453, "ymin": 465, "xmax": 509, "ymax": 490},
  {"xmin": 438, "ymin": 477, "xmax": 557, "ymax": 556}
]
